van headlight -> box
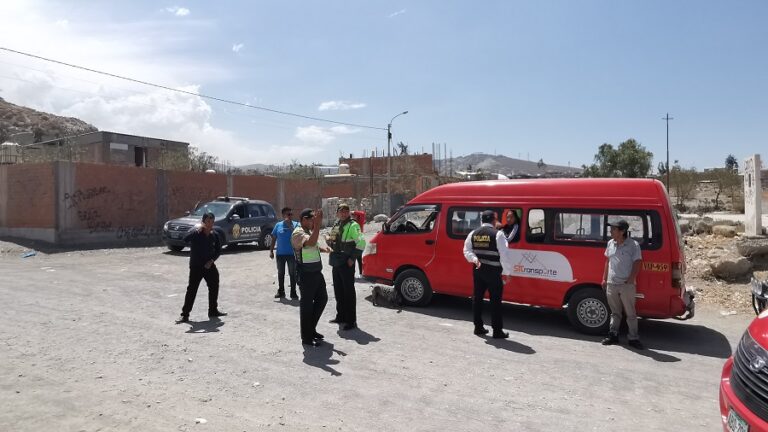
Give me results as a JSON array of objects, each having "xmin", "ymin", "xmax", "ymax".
[
  {"xmin": 741, "ymin": 331, "xmax": 768, "ymax": 373},
  {"xmin": 163, "ymin": 221, "xmax": 170, "ymax": 231},
  {"xmin": 363, "ymin": 243, "xmax": 377, "ymax": 256}
]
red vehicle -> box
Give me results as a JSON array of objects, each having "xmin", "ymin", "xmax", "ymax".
[
  {"xmin": 362, "ymin": 178, "xmax": 695, "ymax": 334},
  {"xmin": 719, "ymin": 310, "xmax": 768, "ymax": 432}
]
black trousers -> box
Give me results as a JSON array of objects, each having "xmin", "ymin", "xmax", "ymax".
[
  {"xmin": 181, "ymin": 264, "xmax": 219, "ymax": 316},
  {"xmin": 275, "ymin": 254, "xmax": 297, "ymax": 293},
  {"xmin": 472, "ymin": 268, "xmax": 504, "ymax": 331},
  {"xmin": 299, "ymin": 271, "xmax": 328, "ymax": 341},
  {"xmin": 332, "ymin": 263, "xmax": 357, "ymax": 324}
]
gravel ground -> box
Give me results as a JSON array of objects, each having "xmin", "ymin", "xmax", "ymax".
[{"xmin": 0, "ymin": 227, "xmax": 757, "ymax": 431}]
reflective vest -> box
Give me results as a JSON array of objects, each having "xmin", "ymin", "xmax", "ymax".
[
  {"xmin": 471, "ymin": 225, "xmax": 501, "ymax": 269},
  {"xmin": 293, "ymin": 226, "xmax": 322, "ymax": 272},
  {"xmin": 329, "ymin": 219, "xmax": 366, "ymax": 258}
]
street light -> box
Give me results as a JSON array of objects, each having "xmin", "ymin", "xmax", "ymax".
[
  {"xmin": 663, "ymin": 113, "xmax": 673, "ymax": 190},
  {"xmin": 386, "ymin": 110, "xmax": 408, "ymax": 215}
]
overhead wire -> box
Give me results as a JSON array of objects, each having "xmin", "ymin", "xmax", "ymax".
[{"xmin": 0, "ymin": 46, "xmax": 388, "ymax": 131}]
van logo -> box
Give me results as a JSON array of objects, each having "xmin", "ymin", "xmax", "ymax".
[
  {"xmin": 504, "ymin": 250, "xmax": 574, "ymax": 282},
  {"xmin": 749, "ymin": 355, "xmax": 766, "ymax": 373}
]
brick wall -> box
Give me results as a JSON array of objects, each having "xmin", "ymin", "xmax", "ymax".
[
  {"xmin": 340, "ymin": 154, "xmax": 435, "ymax": 176},
  {"xmin": 284, "ymin": 178, "xmax": 322, "ymax": 212},
  {"xmin": 233, "ymin": 175, "xmax": 278, "ymax": 205},
  {"xmin": 5, "ymin": 163, "xmax": 56, "ymax": 228},
  {"xmin": 166, "ymin": 171, "xmax": 228, "ymax": 218}
]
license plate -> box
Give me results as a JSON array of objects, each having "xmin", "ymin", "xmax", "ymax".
[
  {"xmin": 728, "ymin": 409, "xmax": 750, "ymax": 432},
  {"xmin": 170, "ymin": 232, "xmax": 182, "ymax": 239}
]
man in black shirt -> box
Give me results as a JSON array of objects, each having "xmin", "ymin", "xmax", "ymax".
[{"xmin": 177, "ymin": 212, "xmax": 226, "ymax": 323}]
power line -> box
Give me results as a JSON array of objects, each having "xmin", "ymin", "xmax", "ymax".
[{"xmin": 0, "ymin": 46, "xmax": 387, "ymax": 131}]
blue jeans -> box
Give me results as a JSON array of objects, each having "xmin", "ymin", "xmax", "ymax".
[{"xmin": 276, "ymin": 254, "xmax": 297, "ymax": 294}]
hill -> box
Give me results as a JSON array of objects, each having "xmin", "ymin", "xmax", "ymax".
[
  {"xmin": 446, "ymin": 153, "xmax": 582, "ymax": 177},
  {"xmin": 0, "ymin": 97, "xmax": 97, "ymax": 143}
]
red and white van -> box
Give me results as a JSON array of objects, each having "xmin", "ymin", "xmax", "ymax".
[
  {"xmin": 362, "ymin": 178, "xmax": 695, "ymax": 334},
  {"xmin": 720, "ymin": 311, "xmax": 768, "ymax": 432}
]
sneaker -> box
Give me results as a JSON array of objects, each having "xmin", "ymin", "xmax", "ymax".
[
  {"xmin": 342, "ymin": 323, "xmax": 357, "ymax": 331},
  {"xmin": 313, "ymin": 332, "xmax": 325, "ymax": 340},
  {"xmin": 601, "ymin": 335, "xmax": 619, "ymax": 346},
  {"xmin": 474, "ymin": 327, "xmax": 489, "ymax": 335},
  {"xmin": 274, "ymin": 291, "xmax": 285, "ymax": 299},
  {"xmin": 176, "ymin": 315, "xmax": 189, "ymax": 323},
  {"xmin": 628, "ymin": 339, "xmax": 645, "ymax": 350},
  {"xmin": 301, "ymin": 339, "xmax": 318, "ymax": 347},
  {"xmin": 492, "ymin": 331, "xmax": 509, "ymax": 339},
  {"xmin": 208, "ymin": 310, "xmax": 228, "ymax": 318},
  {"xmin": 290, "ymin": 292, "xmax": 299, "ymax": 300}
]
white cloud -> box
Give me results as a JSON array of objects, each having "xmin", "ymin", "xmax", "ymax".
[
  {"xmin": 317, "ymin": 100, "xmax": 367, "ymax": 111},
  {"xmin": 54, "ymin": 19, "xmax": 68, "ymax": 28},
  {"xmin": 232, "ymin": 43, "xmax": 244, "ymax": 53},
  {"xmin": 388, "ymin": 9, "xmax": 406, "ymax": 18},
  {"xmin": 166, "ymin": 6, "xmax": 190, "ymax": 16},
  {"xmin": 295, "ymin": 124, "xmax": 360, "ymax": 146}
]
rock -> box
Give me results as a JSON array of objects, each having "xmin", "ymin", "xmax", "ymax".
[
  {"xmin": 710, "ymin": 255, "xmax": 752, "ymax": 280},
  {"xmin": 693, "ymin": 220, "xmax": 713, "ymax": 235},
  {"xmin": 713, "ymin": 225, "xmax": 737, "ymax": 238},
  {"xmin": 737, "ymin": 237, "xmax": 768, "ymax": 257},
  {"xmin": 373, "ymin": 214, "xmax": 388, "ymax": 223}
]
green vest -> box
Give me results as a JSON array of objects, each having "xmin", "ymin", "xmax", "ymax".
[{"xmin": 293, "ymin": 226, "xmax": 322, "ymax": 272}]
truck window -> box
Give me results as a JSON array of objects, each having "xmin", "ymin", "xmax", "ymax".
[
  {"xmin": 387, "ymin": 205, "xmax": 439, "ymax": 234},
  {"xmin": 247, "ymin": 204, "xmax": 263, "ymax": 218},
  {"xmin": 526, "ymin": 209, "xmax": 546, "ymax": 243}
]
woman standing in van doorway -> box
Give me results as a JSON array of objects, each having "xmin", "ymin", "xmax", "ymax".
[{"xmin": 601, "ymin": 219, "xmax": 644, "ymax": 349}]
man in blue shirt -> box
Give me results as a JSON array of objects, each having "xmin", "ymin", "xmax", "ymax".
[{"xmin": 270, "ymin": 207, "xmax": 300, "ymax": 299}]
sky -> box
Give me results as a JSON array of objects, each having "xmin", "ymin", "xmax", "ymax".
[{"xmin": 0, "ymin": 0, "xmax": 765, "ymax": 169}]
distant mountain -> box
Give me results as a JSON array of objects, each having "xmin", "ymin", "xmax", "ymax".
[
  {"xmin": 445, "ymin": 153, "xmax": 582, "ymax": 177},
  {"xmin": 0, "ymin": 97, "xmax": 97, "ymax": 143}
]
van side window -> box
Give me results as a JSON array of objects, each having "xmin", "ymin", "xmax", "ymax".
[
  {"xmin": 500, "ymin": 208, "xmax": 522, "ymax": 243},
  {"xmin": 447, "ymin": 208, "xmax": 501, "ymax": 239},
  {"xmin": 606, "ymin": 215, "xmax": 650, "ymax": 247},
  {"xmin": 526, "ymin": 209, "xmax": 546, "ymax": 243},
  {"xmin": 554, "ymin": 212, "xmax": 604, "ymax": 242},
  {"xmin": 386, "ymin": 205, "xmax": 439, "ymax": 234}
]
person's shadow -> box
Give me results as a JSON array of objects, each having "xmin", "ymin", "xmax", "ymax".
[
  {"xmin": 303, "ymin": 342, "xmax": 346, "ymax": 376},
  {"xmin": 180, "ymin": 317, "xmax": 225, "ymax": 333},
  {"xmin": 336, "ymin": 326, "xmax": 381, "ymax": 345},
  {"xmin": 483, "ymin": 337, "xmax": 536, "ymax": 354},
  {"xmin": 620, "ymin": 343, "xmax": 681, "ymax": 362}
]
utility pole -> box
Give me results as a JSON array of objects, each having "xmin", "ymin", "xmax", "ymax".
[
  {"xmin": 386, "ymin": 111, "xmax": 408, "ymax": 215},
  {"xmin": 663, "ymin": 113, "xmax": 673, "ymax": 191}
]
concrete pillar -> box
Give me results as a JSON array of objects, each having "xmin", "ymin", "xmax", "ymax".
[
  {"xmin": 157, "ymin": 170, "xmax": 168, "ymax": 226},
  {"xmin": 744, "ymin": 154, "xmax": 763, "ymax": 236},
  {"xmin": 56, "ymin": 161, "xmax": 76, "ymax": 243},
  {"xmin": 277, "ymin": 178, "xmax": 285, "ymax": 211},
  {"xmin": 226, "ymin": 174, "xmax": 233, "ymax": 197}
]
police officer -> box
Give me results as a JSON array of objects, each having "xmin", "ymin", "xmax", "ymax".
[
  {"xmin": 327, "ymin": 203, "xmax": 366, "ymax": 330},
  {"xmin": 291, "ymin": 208, "xmax": 330, "ymax": 347},
  {"xmin": 463, "ymin": 210, "xmax": 510, "ymax": 338},
  {"xmin": 176, "ymin": 212, "xmax": 226, "ymax": 323}
]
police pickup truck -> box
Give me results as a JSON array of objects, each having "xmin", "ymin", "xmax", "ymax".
[{"xmin": 162, "ymin": 196, "xmax": 278, "ymax": 251}]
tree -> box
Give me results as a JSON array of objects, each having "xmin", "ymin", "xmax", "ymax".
[
  {"xmin": 581, "ymin": 138, "xmax": 653, "ymax": 178},
  {"xmin": 705, "ymin": 168, "xmax": 741, "ymax": 210},
  {"xmin": 669, "ymin": 163, "xmax": 699, "ymax": 210},
  {"xmin": 725, "ymin": 154, "xmax": 739, "ymax": 171},
  {"xmin": 188, "ymin": 146, "xmax": 220, "ymax": 172}
]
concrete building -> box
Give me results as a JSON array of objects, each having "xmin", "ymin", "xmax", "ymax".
[{"xmin": 22, "ymin": 131, "xmax": 189, "ymax": 169}]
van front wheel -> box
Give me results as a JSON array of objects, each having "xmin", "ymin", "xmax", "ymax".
[
  {"xmin": 395, "ymin": 269, "xmax": 433, "ymax": 306},
  {"xmin": 567, "ymin": 288, "xmax": 610, "ymax": 335}
]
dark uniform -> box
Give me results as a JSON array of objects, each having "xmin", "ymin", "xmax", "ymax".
[
  {"xmin": 463, "ymin": 222, "xmax": 507, "ymax": 337},
  {"xmin": 292, "ymin": 214, "xmax": 328, "ymax": 345},
  {"xmin": 180, "ymin": 227, "xmax": 222, "ymax": 319}
]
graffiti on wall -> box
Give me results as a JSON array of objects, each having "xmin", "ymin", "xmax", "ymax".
[{"xmin": 64, "ymin": 186, "xmax": 111, "ymax": 209}]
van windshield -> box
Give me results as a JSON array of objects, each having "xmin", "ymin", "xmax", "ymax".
[
  {"xmin": 191, "ymin": 202, "xmax": 232, "ymax": 219},
  {"xmin": 387, "ymin": 205, "xmax": 439, "ymax": 233}
]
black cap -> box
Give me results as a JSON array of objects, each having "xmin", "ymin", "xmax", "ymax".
[
  {"xmin": 481, "ymin": 210, "xmax": 496, "ymax": 223},
  {"xmin": 607, "ymin": 219, "xmax": 629, "ymax": 231},
  {"xmin": 300, "ymin": 208, "xmax": 315, "ymax": 219}
]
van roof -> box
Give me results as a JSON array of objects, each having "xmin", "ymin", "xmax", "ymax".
[{"xmin": 412, "ymin": 178, "xmax": 667, "ymax": 206}]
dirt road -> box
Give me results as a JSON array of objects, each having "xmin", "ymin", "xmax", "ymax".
[{"xmin": 0, "ymin": 236, "xmax": 752, "ymax": 431}]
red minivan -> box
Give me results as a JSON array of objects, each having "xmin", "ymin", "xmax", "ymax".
[
  {"xmin": 720, "ymin": 311, "xmax": 768, "ymax": 432},
  {"xmin": 362, "ymin": 178, "xmax": 695, "ymax": 334}
]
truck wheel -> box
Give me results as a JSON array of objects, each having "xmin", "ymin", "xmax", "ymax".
[
  {"xmin": 167, "ymin": 245, "xmax": 184, "ymax": 252},
  {"xmin": 395, "ymin": 269, "xmax": 433, "ymax": 306},
  {"xmin": 260, "ymin": 232, "xmax": 275, "ymax": 250},
  {"xmin": 566, "ymin": 288, "xmax": 610, "ymax": 335}
]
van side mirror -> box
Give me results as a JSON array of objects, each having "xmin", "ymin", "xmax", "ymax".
[
  {"xmin": 184, "ymin": 210, "xmax": 191, "ymax": 216},
  {"xmin": 382, "ymin": 222, "xmax": 390, "ymax": 233}
]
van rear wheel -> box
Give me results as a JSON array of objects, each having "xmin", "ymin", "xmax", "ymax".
[
  {"xmin": 395, "ymin": 269, "xmax": 433, "ymax": 306},
  {"xmin": 566, "ymin": 288, "xmax": 610, "ymax": 335}
]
